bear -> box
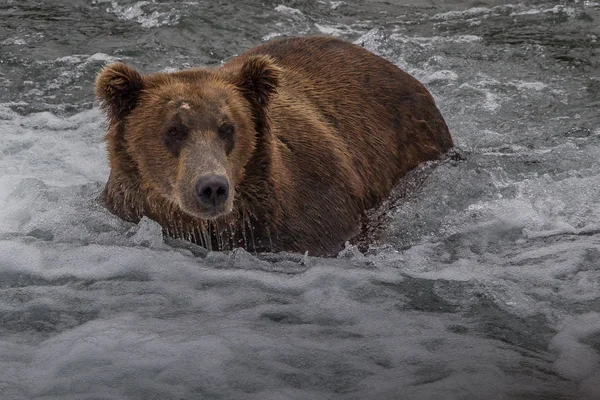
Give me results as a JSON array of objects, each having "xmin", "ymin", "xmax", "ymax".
[{"xmin": 96, "ymin": 36, "xmax": 453, "ymax": 256}]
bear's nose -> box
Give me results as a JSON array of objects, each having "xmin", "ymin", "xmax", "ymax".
[{"xmin": 195, "ymin": 175, "xmax": 229, "ymax": 207}]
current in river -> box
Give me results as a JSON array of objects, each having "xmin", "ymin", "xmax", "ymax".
[{"xmin": 0, "ymin": 1, "xmax": 599, "ymax": 399}]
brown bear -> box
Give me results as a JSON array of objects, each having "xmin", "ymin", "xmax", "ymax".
[{"xmin": 96, "ymin": 36, "xmax": 453, "ymax": 256}]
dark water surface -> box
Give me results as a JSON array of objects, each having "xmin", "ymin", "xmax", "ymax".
[{"xmin": 1, "ymin": 0, "xmax": 599, "ymax": 399}]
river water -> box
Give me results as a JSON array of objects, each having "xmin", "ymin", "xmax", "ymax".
[{"xmin": 1, "ymin": 0, "xmax": 599, "ymax": 399}]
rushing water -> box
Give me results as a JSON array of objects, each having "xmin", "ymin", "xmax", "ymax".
[{"xmin": 1, "ymin": 0, "xmax": 599, "ymax": 399}]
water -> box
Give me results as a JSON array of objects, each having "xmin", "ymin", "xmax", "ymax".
[{"xmin": 1, "ymin": 0, "xmax": 599, "ymax": 398}]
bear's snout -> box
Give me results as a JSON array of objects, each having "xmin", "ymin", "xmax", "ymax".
[{"xmin": 195, "ymin": 174, "xmax": 230, "ymax": 207}]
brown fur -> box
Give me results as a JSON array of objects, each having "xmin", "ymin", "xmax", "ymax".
[{"xmin": 96, "ymin": 36, "xmax": 453, "ymax": 256}]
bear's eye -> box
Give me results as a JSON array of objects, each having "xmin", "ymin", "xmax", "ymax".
[
  {"xmin": 218, "ymin": 123, "xmax": 235, "ymax": 139},
  {"xmin": 163, "ymin": 125, "xmax": 188, "ymax": 156},
  {"xmin": 166, "ymin": 126, "xmax": 187, "ymax": 139}
]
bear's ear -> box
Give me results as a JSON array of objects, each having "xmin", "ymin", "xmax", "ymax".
[
  {"xmin": 232, "ymin": 55, "xmax": 281, "ymax": 108},
  {"xmin": 95, "ymin": 62, "xmax": 143, "ymax": 121}
]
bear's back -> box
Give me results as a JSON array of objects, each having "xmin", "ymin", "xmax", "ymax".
[
  {"xmin": 236, "ymin": 36, "xmax": 452, "ymax": 204},
  {"xmin": 222, "ymin": 36, "xmax": 453, "ymax": 254}
]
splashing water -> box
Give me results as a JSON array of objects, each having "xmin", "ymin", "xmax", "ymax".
[{"xmin": 0, "ymin": 0, "xmax": 599, "ymax": 399}]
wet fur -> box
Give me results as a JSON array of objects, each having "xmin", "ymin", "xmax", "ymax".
[{"xmin": 96, "ymin": 36, "xmax": 453, "ymax": 256}]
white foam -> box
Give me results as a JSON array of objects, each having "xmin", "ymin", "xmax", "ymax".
[
  {"xmin": 330, "ymin": 1, "xmax": 346, "ymax": 9},
  {"xmin": 509, "ymin": 80, "xmax": 548, "ymax": 91},
  {"xmin": 314, "ymin": 24, "xmax": 344, "ymax": 36},
  {"xmin": 482, "ymin": 91, "xmax": 501, "ymax": 111},
  {"xmin": 87, "ymin": 53, "xmax": 119, "ymax": 63},
  {"xmin": 420, "ymin": 70, "xmax": 458, "ymax": 84},
  {"xmin": 389, "ymin": 33, "xmax": 483, "ymax": 46},
  {"xmin": 546, "ymin": 5, "xmax": 580, "ymax": 17},
  {"xmin": 262, "ymin": 32, "xmax": 283, "ymax": 41},
  {"xmin": 0, "ymin": 231, "xmax": 584, "ymax": 398},
  {"xmin": 511, "ymin": 8, "xmax": 543, "ymax": 16},
  {"xmin": 274, "ymin": 5, "xmax": 304, "ymax": 17},
  {"xmin": 0, "ymin": 108, "xmax": 108, "ymax": 189},
  {"xmin": 512, "ymin": 5, "xmax": 586, "ymax": 18},
  {"xmin": 2, "ymin": 37, "xmax": 27, "ymax": 46},
  {"xmin": 106, "ymin": 1, "xmax": 182, "ymax": 28},
  {"xmin": 431, "ymin": 7, "xmax": 490, "ymax": 21},
  {"xmin": 55, "ymin": 55, "xmax": 81, "ymax": 64}
]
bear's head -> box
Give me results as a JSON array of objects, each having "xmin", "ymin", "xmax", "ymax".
[{"xmin": 96, "ymin": 56, "xmax": 281, "ymax": 220}]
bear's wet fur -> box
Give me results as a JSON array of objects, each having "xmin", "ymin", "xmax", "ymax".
[{"xmin": 96, "ymin": 36, "xmax": 453, "ymax": 256}]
